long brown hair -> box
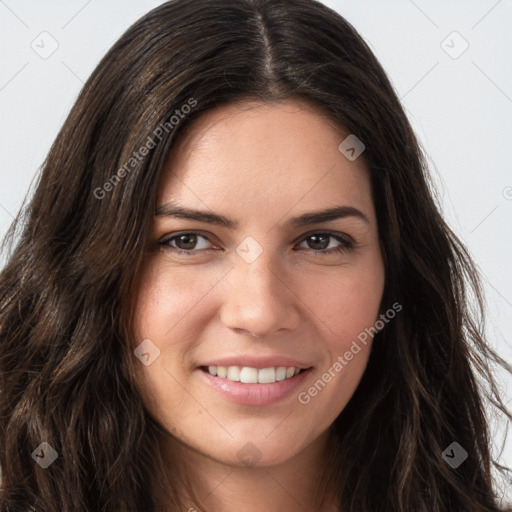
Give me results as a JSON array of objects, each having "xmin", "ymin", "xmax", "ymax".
[{"xmin": 1, "ymin": 0, "xmax": 510, "ymax": 510}]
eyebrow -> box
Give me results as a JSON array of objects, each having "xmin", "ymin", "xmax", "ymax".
[{"xmin": 154, "ymin": 203, "xmax": 370, "ymax": 228}]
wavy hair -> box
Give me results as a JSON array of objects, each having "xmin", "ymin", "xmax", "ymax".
[{"xmin": 0, "ymin": 0, "xmax": 510, "ymax": 510}]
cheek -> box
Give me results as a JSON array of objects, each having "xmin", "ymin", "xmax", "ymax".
[
  {"xmin": 131, "ymin": 257, "xmax": 219, "ymax": 342},
  {"xmin": 130, "ymin": 258, "xmax": 225, "ymax": 419},
  {"xmin": 130, "ymin": 259, "xmax": 205, "ymax": 426},
  {"xmin": 293, "ymin": 255, "xmax": 384, "ymax": 416},
  {"xmin": 300, "ymin": 254, "xmax": 385, "ymax": 348},
  {"xmin": 295, "ymin": 280, "xmax": 380, "ymax": 432}
]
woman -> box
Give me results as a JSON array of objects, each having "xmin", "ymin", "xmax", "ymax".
[{"xmin": 0, "ymin": 0, "xmax": 510, "ymax": 511}]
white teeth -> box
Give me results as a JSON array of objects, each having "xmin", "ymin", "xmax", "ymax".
[
  {"xmin": 207, "ymin": 365, "xmax": 303, "ymax": 383},
  {"xmin": 275, "ymin": 367, "xmax": 287, "ymax": 381},
  {"xmin": 240, "ymin": 366, "xmax": 258, "ymax": 383},
  {"xmin": 258, "ymin": 367, "xmax": 275, "ymax": 383},
  {"xmin": 227, "ymin": 366, "xmax": 241, "ymax": 381}
]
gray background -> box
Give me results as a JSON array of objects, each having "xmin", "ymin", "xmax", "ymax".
[{"xmin": 1, "ymin": 0, "xmax": 511, "ymax": 501}]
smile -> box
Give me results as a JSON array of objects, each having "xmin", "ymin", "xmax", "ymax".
[
  {"xmin": 206, "ymin": 365, "xmax": 302, "ymax": 383},
  {"xmin": 198, "ymin": 365, "xmax": 313, "ymax": 406}
]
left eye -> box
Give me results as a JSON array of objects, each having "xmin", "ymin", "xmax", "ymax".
[{"xmin": 297, "ymin": 233, "xmax": 352, "ymax": 254}]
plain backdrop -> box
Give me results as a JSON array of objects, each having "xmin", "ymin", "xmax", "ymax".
[{"xmin": 1, "ymin": 0, "xmax": 511, "ymax": 502}]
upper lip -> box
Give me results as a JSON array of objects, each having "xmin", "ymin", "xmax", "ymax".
[{"xmin": 199, "ymin": 356, "xmax": 313, "ymax": 370}]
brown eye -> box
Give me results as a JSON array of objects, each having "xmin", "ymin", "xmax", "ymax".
[
  {"xmin": 160, "ymin": 232, "xmax": 214, "ymax": 254},
  {"xmin": 297, "ymin": 232, "xmax": 353, "ymax": 255},
  {"xmin": 305, "ymin": 234, "xmax": 330, "ymax": 250},
  {"xmin": 174, "ymin": 233, "xmax": 198, "ymax": 250}
]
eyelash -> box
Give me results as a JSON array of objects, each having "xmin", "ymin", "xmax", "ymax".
[{"xmin": 158, "ymin": 231, "xmax": 354, "ymax": 256}]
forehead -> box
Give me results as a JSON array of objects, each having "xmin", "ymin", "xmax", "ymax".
[{"xmin": 157, "ymin": 100, "xmax": 374, "ymax": 222}]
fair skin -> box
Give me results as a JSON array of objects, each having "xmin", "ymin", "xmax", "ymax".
[{"xmin": 132, "ymin": 100, "xmax": 385, "ymax": 512}]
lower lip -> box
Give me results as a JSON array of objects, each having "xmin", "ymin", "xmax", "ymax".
[{"xmin": 198, "ymin": 368, "xmax": 312, "ymax": 406}]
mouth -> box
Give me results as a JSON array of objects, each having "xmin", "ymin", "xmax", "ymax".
[{"xmin": 198, "ymin": 364, "xmax": 313, "ymax": 406}]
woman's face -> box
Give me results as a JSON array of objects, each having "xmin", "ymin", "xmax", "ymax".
[{"xmin": 132, "ymin": 100, "xmax": 385, "ymax": 467}]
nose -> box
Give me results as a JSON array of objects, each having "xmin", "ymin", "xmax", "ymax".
[{"xmin": 219, "ymin": 252, "xmax": 301, "ymax": 339}]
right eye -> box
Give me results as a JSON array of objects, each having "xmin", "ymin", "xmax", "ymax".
[{"xmin": 159, "ymin": 232, "xmax": 217, "ymax": 255}]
